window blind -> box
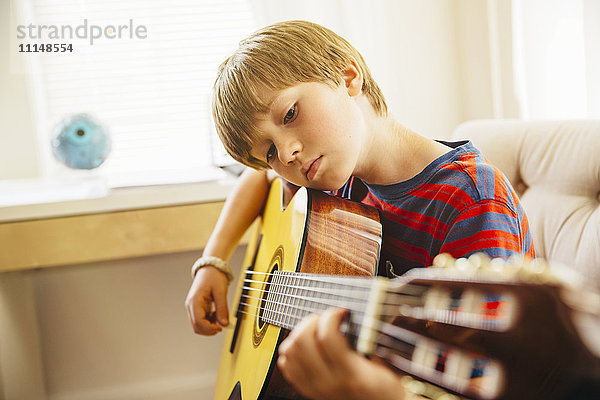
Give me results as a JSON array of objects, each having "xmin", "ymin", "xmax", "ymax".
[{"xmin": 30, "ymin": 0, "xmax": 255, "ymax": 187}]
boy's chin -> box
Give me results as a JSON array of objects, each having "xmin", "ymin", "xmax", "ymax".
[
  {"xmin": 304, "ymin": 178, "xmax": 350, "ymax": 192},
  {"xmin": 285, "ymin": 169, "xmax": 351, "ymax": 191}
]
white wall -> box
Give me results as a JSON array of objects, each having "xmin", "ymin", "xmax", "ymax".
[{"xmin": 455, "ymin": 0, "xmax": 520, "ymax": 120}]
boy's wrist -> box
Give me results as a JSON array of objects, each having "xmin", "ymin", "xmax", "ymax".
[{"xmin": 191, "ymin": 255, "xmax": 234, "ymax": 283}]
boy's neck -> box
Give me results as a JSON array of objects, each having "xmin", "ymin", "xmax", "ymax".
[{"xmin": 355, "ymin": 115, "xmax": 450, "ymax": 186}]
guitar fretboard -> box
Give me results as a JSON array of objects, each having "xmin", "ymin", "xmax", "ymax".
[{"xmin": 259, "ymin": 270, "xmax": 373, "ymax": 331}]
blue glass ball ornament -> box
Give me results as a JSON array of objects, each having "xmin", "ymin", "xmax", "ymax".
[{"xmin": 51, "ymin": 114, "xmax": 111, "ymax": 170}]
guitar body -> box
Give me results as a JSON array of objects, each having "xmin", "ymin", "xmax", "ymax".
[{"xmin": 214, "ymin": 179, "xmax": 382, "ymax": 400}]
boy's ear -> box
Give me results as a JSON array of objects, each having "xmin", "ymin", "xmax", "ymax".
[{"xmin": 342, "ymin": 59, "xmax": 363, "ymax": 97}]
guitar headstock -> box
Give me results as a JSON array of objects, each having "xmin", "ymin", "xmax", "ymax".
[{"xmin": 371, "ymin": 253, "xmax": 600, "ymax": 400}]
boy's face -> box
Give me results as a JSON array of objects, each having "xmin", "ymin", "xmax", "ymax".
[{"xmin": 250, "ymin": 81, "xmax": 367, "ymax": 190}]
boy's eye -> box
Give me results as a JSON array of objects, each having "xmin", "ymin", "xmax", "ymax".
[
  {"xmin": 283, "ymin": 104, "xmax": 296, "ymax": 124},
  {"xmin": 266, "ymin": 144, "xmax": 276, "ymax": 163}
]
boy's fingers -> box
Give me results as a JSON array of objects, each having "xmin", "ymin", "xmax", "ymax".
[
  {"xmin": 212, "ymin": 283, "xmax": 229, "ymax": 326},
  {"xmin": 187, "ymin": 290, "xmax": 222, "ymax": 335},
  {"xmin": 195, "ymin": 317, "xmax": 222, "ymax": 335},
  {"xmin": 278, "ymin": 314, "xmax": 332, "ymax": 397},
  {"xmin": 315, "ymin": 308, "xmax": 354, "ymax": 365}
]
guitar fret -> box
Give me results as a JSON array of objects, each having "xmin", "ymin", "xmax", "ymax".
[
  {"xmin": 280, "ymin": 272, "xmax": 289, "ymax": 327},
  {"xmin": 314, "ymin": 279, "xmax": 322, "ymax": 309},
  {"xmin": 265, "ymin": 274, "xmax": 271, "ymax": 325},
  {"xmin": 296, "ymin": 278, "xmax": 306, "ymax": 323},
  {"xmin": 275, "ymin": 272, "xmax": 283, "ymax": 326},
  {"xmin": 291, "ymin": 273, "xmax": 302, "ymax": 329},
  {"xmin": 276, "ymin": 275, "xmax": 284, "ymax": 325},
  {"xmin": 266, "ymin": 273, "xmax": 279, "ymax": 325},
  {"xmin": 315, "ymin": 279, "xmax": 322, "ymax": 313},
  {"xmin": 320, "ymin": 280, "xmax": 329, "ymax": 312},
  {"xmin": 274, "ymin": 272, "xmax": 283, "ymax": 326},
  {"xmin": 283, "ymin": 273, "xmax": 292, "ymax": 329},
  {"xmin": 303, "ymin": 275, "xmax": 315, "ymax": 319}
]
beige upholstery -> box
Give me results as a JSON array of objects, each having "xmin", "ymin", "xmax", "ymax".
[{"xmin": 452, "ymin": 120, "xmax": 600, "ymax": 287}]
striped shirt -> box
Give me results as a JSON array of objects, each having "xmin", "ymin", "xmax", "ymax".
[{"xmin": 333, "ymin": 140, "xmax": 535, "ymax": 276}]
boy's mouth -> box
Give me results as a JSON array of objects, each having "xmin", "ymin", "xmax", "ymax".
[{"xmin": 302, "ymin": 156, "xmax": 322, "ymax": 181}]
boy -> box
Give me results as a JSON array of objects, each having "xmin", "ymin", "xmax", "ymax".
[{"xmin": 185, "ymin": 20, "xmax": 535, "ymax": 399}]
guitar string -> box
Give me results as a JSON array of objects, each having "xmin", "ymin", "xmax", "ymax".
[
  {"xmin": 244, "ymin": 270, "xmax": 427, "ymax": 296},
  {"xmin": 240, "ymin": 289, "xmax": 510, "ymax": 331},
  {"xmin": 244, "ymin": 269, "xmax": 523, "ymax": 317},
  {"xmin": 240, "ymin": 273, "xmax": 423, "ymax": 330},
  {"xmin": 238, "ymin": 294, "xmax": 368, "ymax": 320},
  {"xmin": 238, "ymin": 289, "xmax": 423, "ymax": 314},
  {"xmin": 245, "ymin": 268, "xmax": 526, "ymax": 295},
  {"xmin": 242, "ymin": 270, "xmax": 429, "ymax": 312},
  {"xmin": 237, "ymin": 270, "xmax": 506, "ymax": 335},
  {"xmin": 241, "ymin": 268, "xmax": 422, "ymax": 322},
  {"xmin": 241, "ymin": 278, "xmax": 372, "ymax": 302},
  {"xmin": 239, "ymin": 288, "xmax": 504, "ymax": 332},
  {"xmin": 236, "ymin": 296, "xmax": 437, "ymax": 334},
  {"xmin": 244, "ymin": 270, "xmax": 375, "ymax": 288},
  {"xmin": 238, "ymin": 282, "xmax": 370, "ymax": 327},
  {"xmin": 243, "ymin": 275, "xmax": 426, "ymax": 297},
  {"xmin": 240, "ymin": 278, "xmax": 425, "ymax": 310},
  {"xmin": 241, "ymin": 274, "xmax": 370, "ymax": 322},
  {"xmin": 242, "ymin": 275, "xmax": 426, "ymax": 299}
]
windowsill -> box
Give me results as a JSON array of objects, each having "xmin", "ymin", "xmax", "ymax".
[
  {"xmin": 0, "ymin": 177, "xmax": 249, "ymax": 272},
  {"xmin": 0, "ymin": 178, "xmax": 237, "ymax": 223}
]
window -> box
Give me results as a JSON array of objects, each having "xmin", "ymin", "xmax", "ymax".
[
  {"xmin": 21, "ymin": 0, "xmax": 255, "ymax": 187},
  {"xmin": 512, "ymin": 0, "xmax": 600, "ymax": 119}
]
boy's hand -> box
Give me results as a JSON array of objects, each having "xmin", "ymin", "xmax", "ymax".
[
  {"xmin": 277, "ymin": 308, "xmax": 407, "ymax": 400},
  {"xmin": 185, "ymin": 266, "xmax": 230, "ymax": 335}
]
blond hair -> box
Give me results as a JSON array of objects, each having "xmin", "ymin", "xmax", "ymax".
[{"xmin": 212, "ymin": 20, "xmax": 388, "ymax": 169}]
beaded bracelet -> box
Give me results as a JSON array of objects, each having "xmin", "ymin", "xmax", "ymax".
[{"xmin": 190, "ymin": 255, "xmax": 234, "ymax": 284}]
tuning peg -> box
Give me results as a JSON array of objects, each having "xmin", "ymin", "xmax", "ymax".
[
  {"xmin": 468, "ymin": 253, "xmax": 491, "ymax": 269},
  {"xmin": 489, "ymin": 257, "xmax": 511, "ymax": 274},
  {"xmin": 525, "ymin": 257, "xmax": 549, "ymax": 274},
  {"xmin": 454, "ymin": 257, "xmax": 473, "ymax": 272},
  {"xmin": 436, "ymin": 393, "xmax": 461, "ymax": 400},
  {"xmin": 401, "ymin": 375, "xmax": 460, "ymax": 400},
  {"xmin": 432, "ymin": 253, "xmax": 455, "ymax": 269},
  {"xmin": 400, "ymin": 375, "xmax": 426, "ymax": 398},
  {"xmin": 508, "ymin": 254, "xmax": 526, "ymax": 268},
  {"xmin": 517, "ymin": 257, "xmax": 557, "ymax": 284}
]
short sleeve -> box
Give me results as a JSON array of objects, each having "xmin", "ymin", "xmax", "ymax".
[{"xmin": 439, "ymin": 199, "xmax": 526, "ymax": 260}]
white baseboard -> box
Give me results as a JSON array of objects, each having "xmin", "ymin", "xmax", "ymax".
[{"xmin": 48, "ymin": 372, "xmax": 217, "ymax": 400}]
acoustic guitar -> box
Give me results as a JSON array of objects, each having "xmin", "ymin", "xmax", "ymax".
[{"xmin": 214, "ymin": 178, "xmax": 600, "ymax": 400}]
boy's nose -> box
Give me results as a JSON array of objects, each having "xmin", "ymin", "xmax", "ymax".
[
  {"xmin": 279, "ymin": 149, "xmax": 298, "ymax": 165},
  {"xmin": 278, "ymin": 140, "xmax": 301, "ymax": 165}
]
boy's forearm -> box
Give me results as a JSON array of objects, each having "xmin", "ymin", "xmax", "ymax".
[{"xmin": 202, "ymin": 167, "xmax": 272, "ymax": 261}]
